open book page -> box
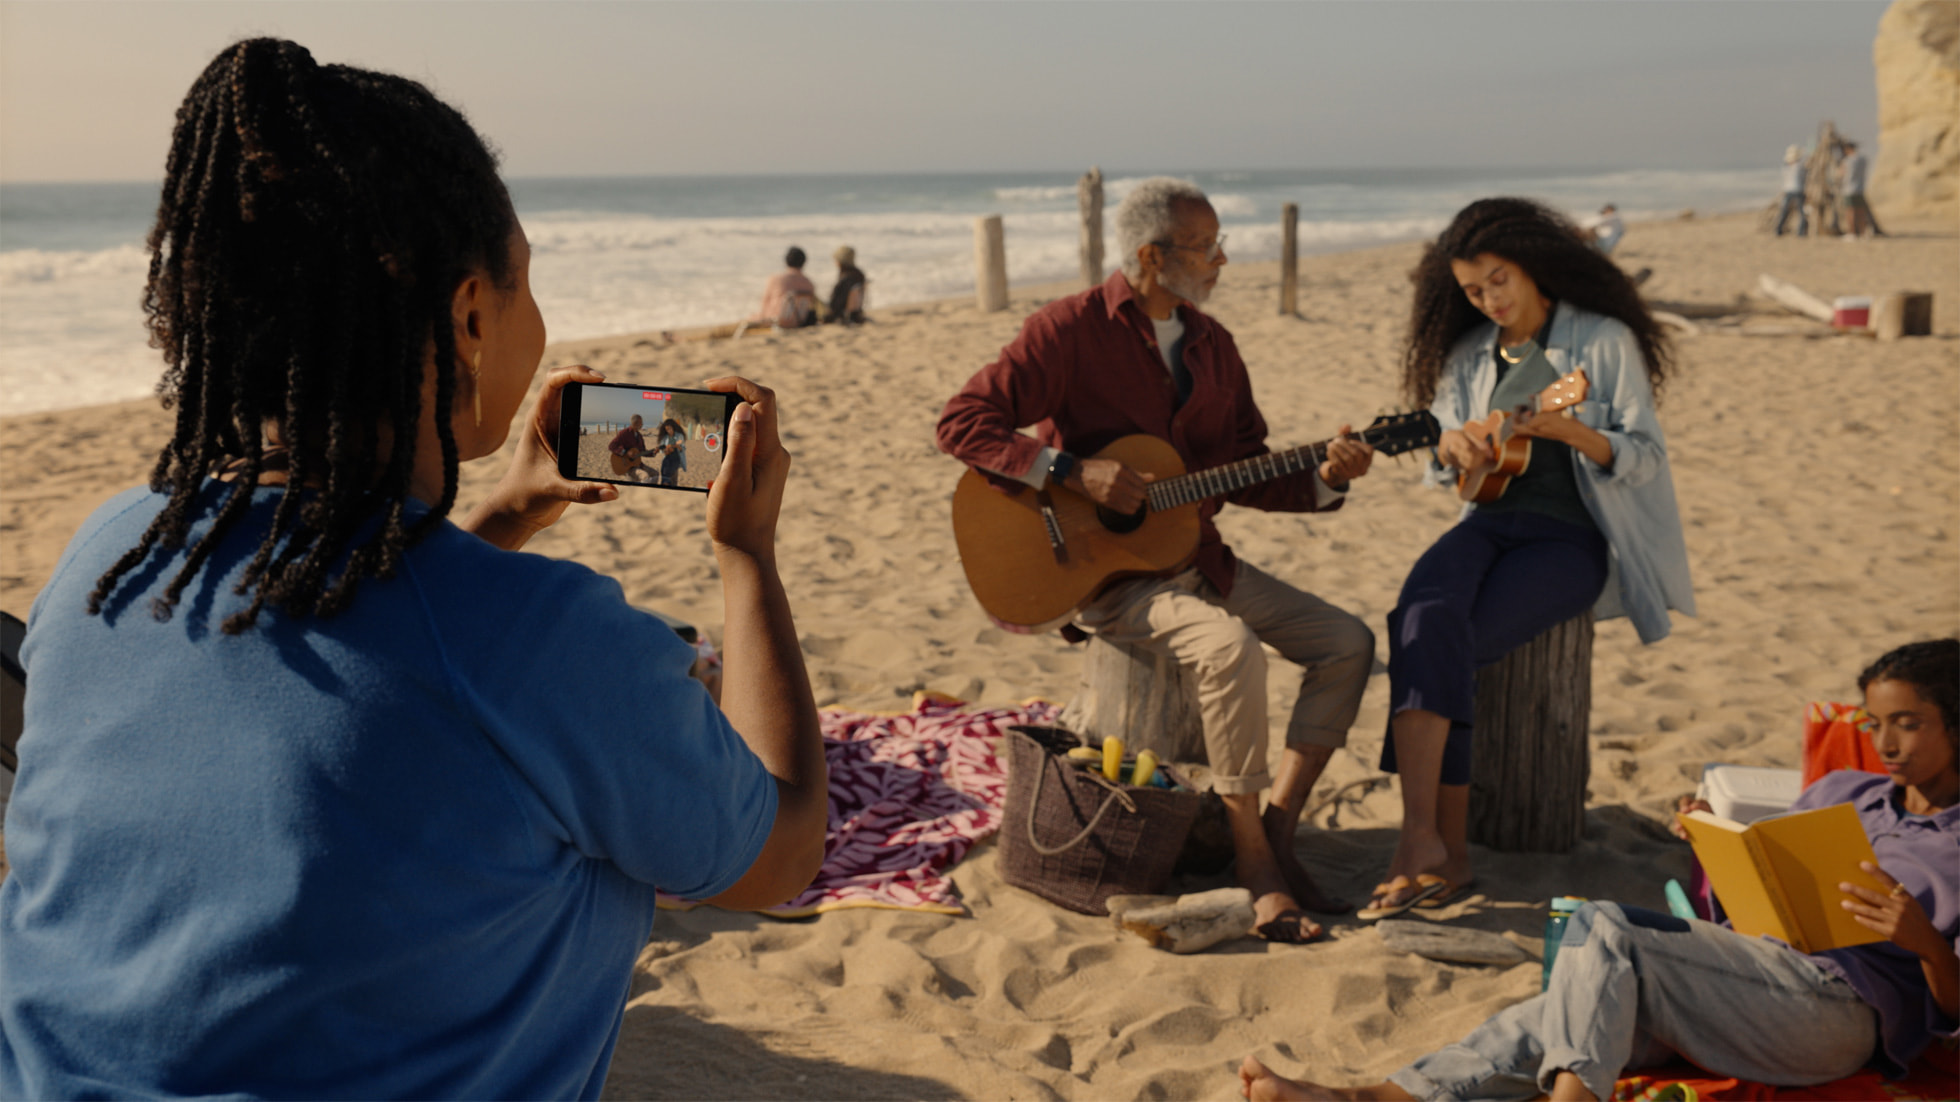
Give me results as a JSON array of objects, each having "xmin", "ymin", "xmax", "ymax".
[
  {"xmin": 1680, "ymin": 803, "xmax": 1886, "ymax": 952},
  {"xmin": 1751, "ymin": 802, "xmax": 1886, "ymax": 952}
]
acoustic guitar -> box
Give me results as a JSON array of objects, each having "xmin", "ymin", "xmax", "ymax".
[
  {"xmin": 609, "ymin": 436, "xmax": 647, "ymax": 476},
  {"xmin": 1454, "ymin": 370, "xmax": 1590, "ymax": 504},
  {"xmin": 951, "ymin": 411, "xmax": 1441, "ymax": 633}
]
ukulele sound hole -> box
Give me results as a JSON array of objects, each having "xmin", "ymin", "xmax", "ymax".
[{"xmin": 1096, "ymin": 505, "xmax": 1148, "ymax": 534}]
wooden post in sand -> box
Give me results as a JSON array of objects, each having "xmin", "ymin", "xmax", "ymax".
[
  {"xmin": 1059, "ymin": 636, "xmax": 1205, "ymax": 764},
  {"xmin": 1059, "ymin": 635, "xmax": 1233, "ymax": 876},
  {"xmin": 1279, "ymin": 202, "xmax": 1300, "ymax": 316},
  {"xmin": 1804, "ymin": 120, "xmax": 1844, "ymax": 238},
  {"xmin": 975, "ymin": 215, "xmax": 1009, "ymax": 312},
  {"xmin": 1078, "ymin": 167, "xmax": 1104, "ymax": 287},
  {"xmin": 1468, "ymin": 611, "xmax": 1594, "ymax": 853},
  {"xmin": 1875, "ymin": 291, "xmax": 1934, "ymax": 340}
]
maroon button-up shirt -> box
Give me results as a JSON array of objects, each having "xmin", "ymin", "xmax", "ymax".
[{"xmin": 936, "ymin": 270, "xmax": 1340, "ymax": 597}]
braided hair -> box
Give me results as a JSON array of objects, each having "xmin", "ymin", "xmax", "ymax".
[
  {"xmin": 1400, "ymin": 197, "xmax": 1673, "ymax": 411},
  {"xmin": 1858, "ymin": 639, "xmax": 1960, "ymax": 739},
  {"xmin": 87, "ymin": 38, "xmax": 516, "ymax": 633}
]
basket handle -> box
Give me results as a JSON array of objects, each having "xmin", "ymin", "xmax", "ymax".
[{"xmin": 1024, "ymin": 754, "xmax": 1138, "ymax": 857}]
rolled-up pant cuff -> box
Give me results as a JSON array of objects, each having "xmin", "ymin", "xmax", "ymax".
[
  {"xmin": 1207, "ymin": 771, "xmax": 1271, "ymax": 796},
  {"xmin": 1538, "ymin": 1053, "xmax": 1613, "ymax": 1102}
]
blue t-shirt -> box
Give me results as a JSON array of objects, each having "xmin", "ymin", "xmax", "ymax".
[{"xmin": 0, "ymin": 483, "xmax": 777, "ymax": 1099}]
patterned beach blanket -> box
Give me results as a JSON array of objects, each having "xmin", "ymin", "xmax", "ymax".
[{"xmin": 660, "ymin": 694, "xmax": 1060, "ymax": 918}]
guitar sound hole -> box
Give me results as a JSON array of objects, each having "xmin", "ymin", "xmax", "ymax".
[{"xmin": 1097, "ymin": 505, "xmax": 1148, "ymax": 534}]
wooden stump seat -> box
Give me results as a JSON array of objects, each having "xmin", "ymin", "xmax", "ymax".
[
  {"xmin": 1060, "ymin": 611, "xmax": 1595, "ymax": 857},
  {"xmin": 1468, "ymin": 611, "xmax": 1594, "ymax": 853}
]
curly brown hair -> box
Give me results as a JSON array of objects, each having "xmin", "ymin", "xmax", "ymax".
[
  {"xmin": 87, "ymin": 38, "xmax": 515, "ymax": 633},
  {"xmin": 1400, "ymin": 197, "xmax": 1673, "ymax": 410}
]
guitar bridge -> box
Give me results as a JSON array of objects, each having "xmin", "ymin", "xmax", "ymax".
[{"xmin": 1035, "ymin": 490, "xmax": 1069, "ymax": 564}]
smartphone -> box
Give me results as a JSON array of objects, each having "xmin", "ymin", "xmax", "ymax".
[{"xmin": 556, "ymin": 382, "xmax": 739, "ymax": 492}]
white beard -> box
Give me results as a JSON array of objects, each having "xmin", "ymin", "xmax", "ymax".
[{"xmin": 1161, "ymin": 264, "xmax": 1211, "ymax": 307}]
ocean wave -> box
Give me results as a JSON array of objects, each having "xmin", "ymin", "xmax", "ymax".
[{"xmin": 0, "ymin": 245, "xmax": 148, "ymax": 286}]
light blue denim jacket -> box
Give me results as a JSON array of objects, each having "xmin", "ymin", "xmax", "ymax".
[{"xmin": 1423, "ymin": 304, "xmax": 1695, "ymax": 643}]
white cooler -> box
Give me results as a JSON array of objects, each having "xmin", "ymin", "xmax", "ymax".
[{"xmin": 1698, "ymin": 763, "xmax": 1804, "ymax": 823}]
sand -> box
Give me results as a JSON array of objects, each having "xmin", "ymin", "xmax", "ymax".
[{"xmin": 2, "ymin": 212, "xmax": 1956, "ymax": 1098}]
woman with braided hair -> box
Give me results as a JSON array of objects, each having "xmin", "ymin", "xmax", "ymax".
[
  {"xmin": 1359, "ymin": 198, "xmax": 1695, "ymax": 920},
  {"xmin": 0, "ymin": 39, "xmax": 825, "ymax": 1098}
]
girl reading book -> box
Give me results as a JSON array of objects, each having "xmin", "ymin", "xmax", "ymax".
[{"xmin": 1240, "ymin": 638, "xmax": 1959, "ymax": 1101}]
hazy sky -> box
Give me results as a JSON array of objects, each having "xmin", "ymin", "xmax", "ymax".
[{"xmin": 2, "ymin": 1, "xmax": 1885, "ymax": 182}]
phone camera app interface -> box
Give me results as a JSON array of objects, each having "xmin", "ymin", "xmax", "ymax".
[{"xmin": 574, "ymin": 388, "xmax": 728, "ymax": 488}]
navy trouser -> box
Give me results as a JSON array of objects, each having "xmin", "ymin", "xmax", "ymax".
[{"xmin": 1380, "ymin": 509, "xmax": 1609, "ymax": 785}]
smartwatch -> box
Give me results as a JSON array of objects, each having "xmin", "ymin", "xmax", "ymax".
[{"xmin": 1047, "ymin": 451, "xmax": 1077, "ymax": 488}]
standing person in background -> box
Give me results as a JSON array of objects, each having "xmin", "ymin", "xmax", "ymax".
[
  {"xmin": 754, "ymin": 246, "xmax": 818, "ymax": 328},
  {"xmin": 938, "ymin": 177, "xmax": 1379, "ymax": 942},
  {"xmin": 1360, "ymin": 197, "xmax": 1693, "ymax": 921},
  {"xmin": 1838, "ymin": 140, "xmax": 1885, "ymax": 238},
  {"xmin": 0, "ymin": 38, "xmax": 825, "ymax": 1099},
  {"xmin": 827, "ymin": 245, "xmax": 868, "ymax": 325},
  {"xmin": 1774, "ymin": 145, "xmax": 1810, "ymax": 236}
]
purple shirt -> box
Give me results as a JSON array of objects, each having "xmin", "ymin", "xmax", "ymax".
[{"xmin": 1788, "ymin": 770, "xmax": 1960, "ymax": 1075}]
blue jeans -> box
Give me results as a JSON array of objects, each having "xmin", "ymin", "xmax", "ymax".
[
  {"xmin": 1388, "ymin": 902, "xmax": 1878, "ymax": 1101},
  {"xmin": 1774, "ymin": 192, "xmax": 1809, "ymax": 236}
]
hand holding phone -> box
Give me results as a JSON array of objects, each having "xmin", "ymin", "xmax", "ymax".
[
  {"xmin": 556, "ymin": 381, "xmax": 741, "ymax": 492},
  {"xmin": 702, "ymin": 375, "xmax": 790, "ymax": 559}
]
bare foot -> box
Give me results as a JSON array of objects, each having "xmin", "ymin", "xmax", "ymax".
[
  {"xmin": 1263, "ymin": 805, "xmax": 1352, "ymax": 914},
  {"xmin": 1239, "ymin": 1056, "xmax": 1415, "ymax": 1101}
]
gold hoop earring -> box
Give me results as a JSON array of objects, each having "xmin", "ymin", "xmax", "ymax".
[{"xmin": 471, "ymin": 351, "xmax": 483, "ymax": 427}]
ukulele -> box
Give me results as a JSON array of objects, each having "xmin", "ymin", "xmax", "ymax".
[
  {"xmin": 951, "ymin": 411, "xmax": 1441, "ymax": 633},
  {"xmin": 1454, "ymin": 370, "xmax": 1589, "ymax": 504}
]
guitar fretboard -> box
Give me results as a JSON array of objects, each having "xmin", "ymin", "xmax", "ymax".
[{"xmin": 1145, "ymin": 441, "xmax": 1329, "ymax": 511}]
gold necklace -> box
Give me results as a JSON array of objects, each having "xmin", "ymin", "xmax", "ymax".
[{"xmin": 1498, "ymin": 339, "xmax": 1532, "ymax": 364}]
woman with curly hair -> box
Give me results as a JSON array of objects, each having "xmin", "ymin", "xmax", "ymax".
[
  {"xmin": 1248, "ymin": 638, "xmax": 1959, "ymax": 1100},
  {"xmin": 1360, "ymin": 198, "xmax": 1694, "ymax": 920},
  {"xmin": 0, "ymin": 38, "xmax": 824, "ymax": 1098}
]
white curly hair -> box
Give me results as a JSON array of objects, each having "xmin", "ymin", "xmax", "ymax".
[{"xmin": 1114, "ymin": 177, "xmax": 1210, "ymax": 281}]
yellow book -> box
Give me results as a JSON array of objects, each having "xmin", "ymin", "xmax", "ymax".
[{"xmin": 1677, "ymin": 803, "xmax": 1887, "ymax": 953}]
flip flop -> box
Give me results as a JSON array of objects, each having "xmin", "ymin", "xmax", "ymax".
[
  {"xmin": 1254, "ymin": 910, "xmax": 1326, "ymax": 944},
  {"xmin": 1356, "ymin": 874, "xmax": 1450, "ymax": 922},
  {"xmin": 1415, "ymin": 877, "xmax": 1478, "ymax": 910}
]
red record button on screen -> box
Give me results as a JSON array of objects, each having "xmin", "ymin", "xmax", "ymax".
[{"xmin": 703, "ymin": 431, "xmax": 722, "ymax": 452}]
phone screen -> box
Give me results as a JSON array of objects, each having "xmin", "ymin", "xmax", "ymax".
[{"xmin": 556, "ymin": 382, "xmax": 739, "ymax": 492}]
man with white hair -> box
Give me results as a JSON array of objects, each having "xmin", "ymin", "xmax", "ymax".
[{"xmin": 936, "ymin": 178, "xmax": 1376, "ymax": 941}]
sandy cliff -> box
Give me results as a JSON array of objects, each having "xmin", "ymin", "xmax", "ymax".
[{"xmin": 1872, "ymin": 0, "xmax": 1960, "ymax": 217}]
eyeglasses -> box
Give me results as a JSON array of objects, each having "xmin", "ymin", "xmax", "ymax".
[{"xmin": 1154, "ymin": 234, "xmax": 1227, "ymax": 262}]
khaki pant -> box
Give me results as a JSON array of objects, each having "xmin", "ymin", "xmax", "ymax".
[{"xmin": 1074, "ymin": 560, "xmax": 1374, "ymax": 795}]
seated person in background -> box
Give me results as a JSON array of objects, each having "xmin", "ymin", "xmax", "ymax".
[
  {"xmin": 1241, "ymin": 637, "xmax": 1960, "ymax": 1102},
  {"xmin": 1581, "ymin": 203, "xmax": 1624, "ymax": 255},
  {"xmin": 826, "ymin": 245, "xmax": 867, "ymax": 325},
  {"xmin": 754, "ymin": 246, "xmax": 818, "ymax": 329},
  {"xmin": 937, "ymin": 177, "xmax": 1378, "ymax": 942}
]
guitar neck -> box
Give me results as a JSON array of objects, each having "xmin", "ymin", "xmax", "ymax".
[{"xmin": 1146, "ymin": 439, "xmax": 1331, "ymax": 511}]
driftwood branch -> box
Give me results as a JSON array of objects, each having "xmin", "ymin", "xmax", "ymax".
[{"xmin": 1756, "ymin": 274, "xmax": 1834, "ymax": 323}]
